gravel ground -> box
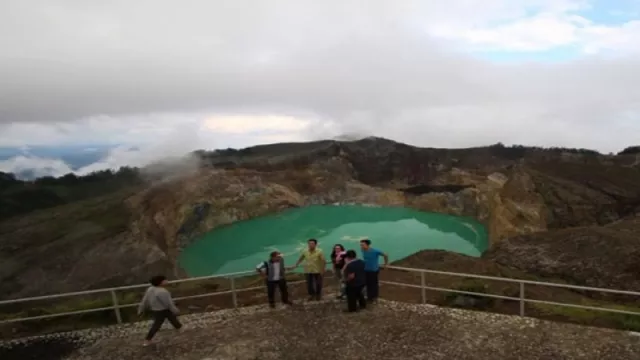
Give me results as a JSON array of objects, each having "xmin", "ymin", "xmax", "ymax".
[{"xmin": 3, "ymin": 299, "xmax": 640, "ymax": 360}]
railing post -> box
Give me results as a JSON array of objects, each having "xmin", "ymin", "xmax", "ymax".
[
  {"xmin": 519, "ymin": 282, "xmax": 525, "ymax": 317},
  {"xmin": 230, "ymin": 277, "xmax": 238, "ymax": 309},
  {"xmin": 420, "ymin": 271, "xmax": 426, "ymax": 304},
  {"xmin": 110, "ymin": 290, "xmax": 122, "ymax": 324}
]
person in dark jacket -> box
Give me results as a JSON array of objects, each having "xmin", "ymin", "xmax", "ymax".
[
  {"xmin": 342, "ymin": 250, "xmax": 367, "ymax": 313},
  {"xmin": 256, "ymin": 251, "xmax": 293, "ymax": 308}
]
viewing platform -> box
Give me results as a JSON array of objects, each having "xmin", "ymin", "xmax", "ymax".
[{"xmin": 2, "ymin": 298, "xmax": 640, "ymax": 360}]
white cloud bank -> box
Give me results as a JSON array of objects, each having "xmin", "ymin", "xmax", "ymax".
[
  {"xmin": 0, "ymin": 0, "xmax": 639, "ymax": 177},
  {"xmin": 0, "ymin": 114, "xmax": 316, "ymax": 177},
  {"xmin": 0, "ymin": 155, "xmax": 74, "ymax": 178}
]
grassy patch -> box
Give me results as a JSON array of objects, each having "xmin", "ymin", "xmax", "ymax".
[
  {"xmin": 532, "ymin": 301, "xmax": 640, "ymax": 332},
  {"xmin": 442, "ymin": 279, "xmax": 488, "ymax": 299},
  {"xmin": 441, "ymin": 279, "xmax": 496, "ymax": 310}
]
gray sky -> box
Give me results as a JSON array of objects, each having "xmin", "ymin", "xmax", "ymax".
[{"xmin": 1, "ymin": 0, "xmax": 639, "ymax": 175}]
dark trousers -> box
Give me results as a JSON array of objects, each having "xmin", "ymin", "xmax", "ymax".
[
  {"xmin": 334, "ymin": 268, "xmax": 346, "ymax": 297},
  {"xmin": 365, "ymin": 270, "xmax": 380, "ymax": 301},
  {"xmin": 305, "ymin": 273, "xmax": 323, "ymax": 298},
  {"xmin": 266, "ymin": 279, "xmax": 290, "ymax": 305},
  {"xmin": 346, "ymin": 285, "xmax": 366, "ymax": 312},
  {"xmin": 145, "ymin": 310, "xmax": 182, "ymax": 340}
]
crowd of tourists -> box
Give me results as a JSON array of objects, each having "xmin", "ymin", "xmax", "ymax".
[
  {"xmin": 136, "ymin": 238, "xmax": 388, "ymax": 346},
  {"xmin": 257, "ymin": 238, "xmax": 388, "ymax": 312}
]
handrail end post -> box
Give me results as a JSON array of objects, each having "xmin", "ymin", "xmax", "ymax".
[
  {"xmin": 519, "ymin": 282, "xmax": 525, "ymax": 317},
  {"xmin": 420, "ymin": 271, "xmax": 426, "ymax": 304},
  {"xmin": 110, "ymin": 290, "xmax": 123, "ymax": 324},
  {"xmin": 230, "ymin": 277, "xmax": 238, "ymax": 309}
]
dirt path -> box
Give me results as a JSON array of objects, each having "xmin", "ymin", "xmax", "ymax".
[{"xmin": 4, "ymin": 299, "xmax": 634, "ymax": 360}]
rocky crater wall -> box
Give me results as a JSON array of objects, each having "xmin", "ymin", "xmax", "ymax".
[{"xmin": 3, "ymin": 138, "xmax": 640, "ymax": 299}]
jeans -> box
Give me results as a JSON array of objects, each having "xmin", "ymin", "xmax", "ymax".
[
  {"xmin": 346, "ymin": 285, "xmax": 366, "ymax": 312},
  {"xmin": 145, "ymin": 310, "xmax": 182, "ymax": 340},
  {"xmin": 365, "ymin": 270, "xmax": 380, "ymax": 301},
  {"xmin": 305, "ymin": 273, "xmax": 323, "ymax": 298},
  {"xmin": 266, "ymin": 279, "xmax": 290, "ymax": 305}
]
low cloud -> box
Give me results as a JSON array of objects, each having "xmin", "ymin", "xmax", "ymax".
[
  {"xmin": 0, "ymin": 146, "xmax": 202, "ymax": 180},
  {"xmin": 0, "ymin": 155, "xmax": 74, "ymax": 178},
  {"xmin": 0, "ymin": 115, "xmax": 314, "ymax": 179},
  {"xmin": 139, "ymin": 154, "xmax": 204, "ymax": 184},
  {"xmin": 0, "ymin": 1, "xmax": 639, "ymax": 159}
]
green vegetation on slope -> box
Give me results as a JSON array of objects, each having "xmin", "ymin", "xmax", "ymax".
[
  {"xmin": 0, "ymin": 167, "xmax": 142, "ymax": 221},
  {"xmin": 440, "ymin": 278, "xmax": 640, "ymax": 332},
  {"xmin": 0, "ymin": 187, "xmax": 141, "ymax": 299}
]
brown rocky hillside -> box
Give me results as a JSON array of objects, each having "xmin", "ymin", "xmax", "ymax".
[{"xmin": 1, "ymin": 137, "xmax": 640, "ymax": 300}]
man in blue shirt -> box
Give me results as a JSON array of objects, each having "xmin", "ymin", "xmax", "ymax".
[
  {"xmin": 360, "ymin": 239, "xmax": 389, "ymax": 303},
  {"xmin": 342, "ymin": 250, "xmax": 367, "ymax": 312}
]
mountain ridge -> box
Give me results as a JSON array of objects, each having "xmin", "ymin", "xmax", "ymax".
[{"xmin": 1, "ymin": 137, "xmax": 640, "ymax": 301}]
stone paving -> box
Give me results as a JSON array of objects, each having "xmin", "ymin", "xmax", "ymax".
[{"xmin": 2, "ymin": 299, "xmax": 640, "ymax": 360}]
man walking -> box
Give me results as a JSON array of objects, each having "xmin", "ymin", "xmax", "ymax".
[
  {"xmin": 137, "ymin": 275, "xmax": 182, "ymax": 346},
  {"xmin": 343, "ymin": 250, "xmax": 367, "ymax": 313},
  {"xmin": 292, "ymin": 239, "xmax": 326, "ymax": 301},
  {"xmin": 360, "ymin": 239, "xmax": 389, "ymax": 303},
  {"xmin": 256, "ymin": 251, "xmax": 293, "ymax": 308}
]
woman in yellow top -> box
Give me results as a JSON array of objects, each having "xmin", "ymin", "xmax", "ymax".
[{"xmin": 291, "ymin": 238, "xmax": 326, "ymax": 301}]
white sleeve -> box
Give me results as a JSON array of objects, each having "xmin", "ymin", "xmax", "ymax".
[{"xmin": 256, "ymin": 262, "xmax": 266, "ymax": 270}]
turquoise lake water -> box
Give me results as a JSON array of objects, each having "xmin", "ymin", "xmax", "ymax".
[{"xmin": 178, "ymin": 205, "xmax": 488, "ymax": 276}]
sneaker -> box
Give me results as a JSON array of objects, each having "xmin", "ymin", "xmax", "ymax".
[
  {"xmin": 269, "ymin": 303, "xmax": 276, "ymax": 309},
  {"xmin": 307, "ymin": 296, "xmax": 315, "ymax": 301},
  {"xmin": 143, "ymin": 340, "xmax": 152, "ymax": 347}
]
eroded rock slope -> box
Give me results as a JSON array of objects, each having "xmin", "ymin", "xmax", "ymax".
[{"xmin": 1, "ymin": 138, "xmax": 640, "ymax": 299}]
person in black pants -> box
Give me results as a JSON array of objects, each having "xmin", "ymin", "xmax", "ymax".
[
  {"xmin": 137, "ymin": 275, "xmax": 182, "ymax": 346},
  {"xmin": 342, "ymin": 250, "xmax": 367, "ymax": 313},
  {"xmin": 360, "ymin": 239, "xmax": 389, "ymax": 303},
  {"xmin": 330, "ymin": 244, "xmax": 347, "ymax": 300},
  {"xmin": 256, "ymin": 251, "xmax": 293, "ymax": 308}
]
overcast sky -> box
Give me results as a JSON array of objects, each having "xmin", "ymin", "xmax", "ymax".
[{"xmin": 1, "ymin": 0, "xmax": 639, "ymax": 176}]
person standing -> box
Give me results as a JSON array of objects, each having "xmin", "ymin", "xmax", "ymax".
[
  {"xmin": 330, "ymin": 244, "xmax": 347, "ymax": 300},
  {"xmin": 256, "ymin": 251, "xmax": 293, "ymax": 308},
  {"xmin": 342, "ymin": 250, "xmax": 367, "ymax": 312},
  {"xmin": 137, "ymin": 275, "xmax": 182, "ymax": 346},
  {"xmin": 292, "ymin": 239, "xmax": 326, "ymax": 301},
  {"xmin": 360, "ymin": 239, "xmax": 389, "ymax": 303}
]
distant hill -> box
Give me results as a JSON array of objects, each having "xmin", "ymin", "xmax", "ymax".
[
  {"xmin": 1, "ymin": 139, "xmax": 636, "ymax": 221},
  {"xmin": 619, "ymin": 146, "xmax": 640, "ymax": 155},
  {"xmin": 0, "ymin": 167, "xmax": 142, "ymax": 221},
  {"xmin": 0, "ymin": 144, "xmax": 118, "ymax": 180}
]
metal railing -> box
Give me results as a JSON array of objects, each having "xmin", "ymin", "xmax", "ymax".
[
  {"xmin": 0, "ymin": 269, "xmax": 307, "ymax": 325},
  {"xmin": 1, "ymin": 264, "xmax": 640, "ymax": 327},
  {"xmin": 380, "ymin": 265, "xmax": 640, "ymax": 318}
]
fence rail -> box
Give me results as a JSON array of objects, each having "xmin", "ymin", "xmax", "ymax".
[{"xmin": 1, "ymin": 265, "xmax": 640, "ymax": 326}]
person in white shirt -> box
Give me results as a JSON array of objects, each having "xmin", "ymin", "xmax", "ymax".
[{"xmin": 256, "ymin": 251, "xmax": 293, "ymax": 308}]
